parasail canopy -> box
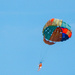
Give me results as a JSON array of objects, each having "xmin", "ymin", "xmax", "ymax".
[{"xmin": 42, "ymin": 18, "xmax": 72, "ymax": 45}]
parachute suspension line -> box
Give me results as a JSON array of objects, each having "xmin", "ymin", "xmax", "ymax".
[{"xmin": 39, "ymin": 45, "xmax": 50, "ymax": 63}]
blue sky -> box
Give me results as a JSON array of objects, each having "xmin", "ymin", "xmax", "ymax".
[{"xmin": 0, "ymin": 0, "xmax": 75, "ymax": 75}]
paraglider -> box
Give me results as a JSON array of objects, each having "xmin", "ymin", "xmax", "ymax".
[{"xmin": 38, "ymin": 18, "xmax": 72, "ymax": 71}]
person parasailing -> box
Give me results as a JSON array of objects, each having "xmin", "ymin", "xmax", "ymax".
[{"xmin": 38, "ymin": 62, "xmax": 42, "ymax": 71}]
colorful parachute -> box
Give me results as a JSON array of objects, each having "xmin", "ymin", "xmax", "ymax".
[{"xmin": 42, "ymin": 18, "xmax": 72, "ymax": 45}]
